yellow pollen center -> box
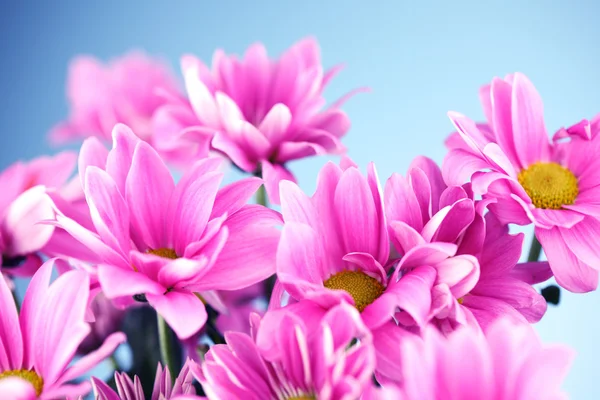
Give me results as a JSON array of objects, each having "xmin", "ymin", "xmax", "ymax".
[
  {"xmin": 517, "ymin": 162, "xmax": 578, "ymax": 210},
  {"xmin": 323, "ymin": 271, "xmax": 384, "ymax": 312},
  {"xmin": 0, "ymin": 369, "xmax": 44, "ymax": 396},
  {"xmin": 287, "ymin": 395, "xmax": 316, "ymax": 400},
  {"xmin": 457, "ymin": 297, "xmax": 464, "ymax": 305},
  {"xmin": 147, "ymin": 247, "xmax": 178, "ymax": 259}
]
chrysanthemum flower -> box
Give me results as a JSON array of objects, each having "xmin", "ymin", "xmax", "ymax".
[
  {"xmin": 275, "ymin": 161, "xmax": 435, "ymax": 330},
  {"xmin": 443, "ymin": 72, "xmax": 600, "ymax": 292},
  {"xmin": 196, "ymin": 301, "xmax": 376, "ymax": 400},
  {"xmin": 0, "ymin": 151, "xmax": 79, "ymax": 276},
  {"xmin": 92, "ymin": 361, "xmax": 200, "ymax": 400},
  {"xmin": 52, "ymin": 124, "xmax": 282, "ymax": 339},
  {"xmin": 50, "ymin": 51, "xmax": 182, "ymax": 145},
  {"xmin": 0, "ymin": 259, "xmax": 125, "ymax": 399},
  {"xmin": 374, "ymin": 319, "xmax": 574, "ymax": 399},
  {"xmin": 385, "ymin": 156, "xmax": 549, "ymax": 332},
  {"xmin": 153, "ymin": 37, "xmax": 363, "ymax": 203}
]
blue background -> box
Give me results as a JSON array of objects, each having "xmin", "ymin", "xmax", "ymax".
[{"xmin": 2, "ymin": 1, "xmax": 599, "ymax": 398}]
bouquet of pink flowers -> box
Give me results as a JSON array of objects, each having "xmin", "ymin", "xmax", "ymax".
[{"xmin": 2, "ymin": 37, "xmax": 595, "ymax": 399}]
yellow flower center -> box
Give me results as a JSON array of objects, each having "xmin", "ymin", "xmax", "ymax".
[
  {"xmin": 323, "ymin": 271, "xmax": 384, "ymax": 312},
  {"xmin": 147, "ymin": 247, "xmax": 178, "ymax": 259},
  {"xmin": 287, "ymin": 397, "xmax": 315, "ymax": 400},
  {"xmin": 0, "ymin": 369, "xmax": 44, "ymax": 396},
  {"xmin": 517, "ymin": 162, "xmax": 579, "ymax": 210}
]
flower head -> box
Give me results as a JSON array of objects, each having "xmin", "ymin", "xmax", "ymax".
[
  {"xmin": 53, "ymin": 124, "xmax": 282, "ymax": 339},
  {"xmin": 384, "ymin": 156, "xmax": 549, "ymax": 332},
  {"xmin": 92, "ymin": 360, "xmax": 199, "ymax": 400},
  {"xmin": 50, "ymin": 51, "xmax": 181, "ymax": 145},
  {"xmin": 276, "ymin": 161, "xmax": 435, "ymax": 330},
  {"xmin": 154, "ymin": 37, "xmax": 364, "ymax": 203},
  {"xmin": 374, "ymin": 319, "xmax": 574, "ymax": 400},
  {"xmin": 443, "ymin": 73, "xmax": 600, "ymax": 292},
  {"xmin": 196, "ymin": 301, "xmax": 375, "ymax": 400},
  {"xmin": 0, "ymin": 259, "xmax": 125, "ymax": 399},
  {"xmin": 0, "ymin": 151, "xmax": 79, "ymax": 276}
]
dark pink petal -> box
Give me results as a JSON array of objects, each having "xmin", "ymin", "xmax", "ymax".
[
  {"xmin": 147, "ymin": 291, "xmax": 207, "ymax": 339},
  {"xmin": 126, "ymin": 142, "xmax": 175, "ymax": 249},
  {"xmin": 510, "ymin": 261, "xmax": 553, "ymax": 285},
  {"xmin": 91, "ymin": 377, "xmax": 120, "ymax": 400}
]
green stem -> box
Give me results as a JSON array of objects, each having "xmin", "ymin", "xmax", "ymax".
[
  {"xmin": 157, "ymin": 314, "xmax": 177, "ymax": 377},
  {"xmin": 256, "ymin": 183, "xmax": 267, "ymax": 207},
  {"xmin": 109, "ymin": 354, "xmax": 119, "ymax": 371},
  {"xmin": 527, "ymin": 234, "xmax": 542, "ymax": 262}
]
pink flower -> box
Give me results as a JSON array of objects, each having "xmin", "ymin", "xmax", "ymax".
[
  {"xmin": 275, "ymin": 161, "xmax": 435, "ymax": 330},
  {"xmin": 195, "ymin": 301, "xmax": 375, "ymax": 400},
  {"xmin": 215, "ymin": 283, "xmax": 266, "ymax": 335},
  {"xmin": 77, "ymin": 292, "xmax": 126, "ymax": 355},
  {"xmin": 374, "ymin": 319, "xmax": 574, "ymax": 400},
  {"xmin": 0, "ymin": 259, "xmax": 125, "ymax": 399},
  {"xmin": 0, "ymin": 151, "xmax": 79, "ymax": 276},
  {"xmin": 50, "ymin": 51, "xmax": 181, "ymax": 144},
  {"xmin": 384, "ymin": 156, "xmax": 549, "ymax": 332},
  {"xmin": 91, "ymin": 361, "xmax": 200, "ymax": 400},
  {"xmin": 52, "ymin": 124, "xmax": 282, "ymax": 339},
  {"xmin": 443, "ymin": 73, "xmax": 600, "ymax": 292},
  {"xmin": 154, "ymin": 37, "xmax": 363, "ymax": 203}
]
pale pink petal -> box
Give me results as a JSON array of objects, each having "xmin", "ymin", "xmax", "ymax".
[
  {"xmin": 442, "ymin": 148, "xmax": 489, "ymax": 186},
  {"xmin": 559, "ymin": 219, "xmax": 600, "ymax": 269},
  {"xmin": 78, "ymin": 137, "xmax": 109, "ymax": 188},
  {"xmin": 126, "ymin": 142, "xmax": 175, "ymax": 249},
  {"xmin": 434, "ymin": 255, "xmax": 480, "ymax": 298},
  {"xmin": 258, "ymin": 103, "xmax": 292, "ymax": 146},
  {"xmin": 0, "ymin": 377, "xmax": 36, "ymax": 400},
  {"xmin": 2, "ymin": 186, "xmax": 55, "ymax": 255},
  {"xmin": 147, "ymin": 291, "xmax": 207, "ymax": 339},
  {"xmin": 182, "ymin": 62, "xmax": 220, "ymax": 127}
]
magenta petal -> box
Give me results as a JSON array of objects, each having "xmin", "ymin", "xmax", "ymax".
[
  {"xmin": 91, "ymin": 377, "xmax": 120, "ymax": 400},
  {"xmin": 510, "ymin": 261, "xmax": 553, "ymax": 284},
  {"xmin": 434, "ymin": 255, "xmax": 480, "ymax": 298},
  {"xmin": 261, "ymin": 160, "xmax": 296, "ymax": 205},
  {"xmin": 397, "ymin": 242, "xmax": 457, "ymax": 270},
  {"xmin": 410, "ymin": 156, "xmax": 446, "ymax": 214},
  {"xmin": 536, "ymin": 227, "xmax": 599, "ymax": 292},
  {"xmin": 98, "ymin": 264, "xmax": 164, "ymax": 299},
  {"xmin": 382, "ymin": 266, "xmax": 435, "ymax": 328},
  {"xmin": 78, "ymin": 136, "xmax": 109, "ymax": 188},
  {"xmin": 277, "ymin": 222, "xmax": 327, "ymax": 284},
  {"xmin": 343, "ymin": 252, "xmax": 387, "ymax": 282},
  {"xmin": 157, "ymin": 258, "xmax": 211, "ymax": 289},
  {"xmin": 384, "ymin": 173, "xmax": 423, "ymax": 232},
  {"xmin": 126, "ymin": 142, "xmax": 175, "ymax": 250},
  {"xmin": 147, "ymin": 291, "xmax": 207, "ymax": 339},
  {"xmin": 559, "ymin": 219, "xmax": 600, "ymax": 269},
  {"xmin": 388, "ymin": 221, "xmax": 426, "ymax": 255}
]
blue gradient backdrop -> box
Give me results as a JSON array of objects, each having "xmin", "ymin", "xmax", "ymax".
[{"xmin": 2, "ymin": 1, "xmax": 599, "ymax": 398}]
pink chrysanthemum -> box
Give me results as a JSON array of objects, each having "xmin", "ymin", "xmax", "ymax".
[
  {"xmin": 385, "ymin": 156, "xmax": 549, "ymax": 332},
  {"xmin": 92, "ymin": 361, "xmax": 200, "ymax": 400},
  {"xmin": 275, "ymin": 161, "xmax": 435, "ymax": 330},
  {"xmin": 52, "ymin": 124, "xmax": 282, "ymax": 339},
  {"xmin": 374, "ymin": 319, "xmax": 574, "ymax": 400},
  {"xmin": 0, "ymin": 259, "xmax": 125, "ymax": 399},
  {"xmin": 195, "ymin": 301, "xmax": 375, "ymax": 400},
  {"xmin": 50, "ymin": 51, "xmax": 181, "ymax": 144},
  {"xmin": 444, "ymin": 72, "xmax": 600, "ymax": 292},
  {"xmin": 0, "ymin": 151, "xmax": 79, "ymax": 276},
  {"xmin": 153, "ymin": 37, "xmax": 363, "ymax": 203}
]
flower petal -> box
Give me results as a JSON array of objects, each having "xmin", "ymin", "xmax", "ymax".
[{"xmin": 147, "ymin": 291, "xmax": 207, "ymax": 339}]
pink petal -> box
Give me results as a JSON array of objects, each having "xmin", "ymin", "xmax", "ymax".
[
  {"xmin": 442, "ymin": 148, "xmax": 490, "ymax": 186},
  {"xmin": 262, "ymin": 160, "xmax": 296, "ymax": 205},
  {"xmin": 91, "ymin": 377, "xmax": 120, "ymax": 400},
  {"xmin": 147, "ymin": 291, "xmax": 207, "ymax": 339},
  {"xmin": 126, "ymin": 142, "xmax": 175, "ymax": 249},
  {"xmin": 559, "ymin": 219, "xmax": 600, "ymax": 269},
  {"xmin": 0, "ymin": 273, "xmax": 22, "ymax": 370},
  {"xmin": 183, "ymin": 62, "xmax": 220, "ymax": 127},
  {"xmin": 536, "ymin": 227, "xmax": 599, "ymax": 292},
  {"xmin": 78, "ymin": 137, "xmax": 109, "ymax": 188},
  {"xmin": 106, "ymin": 124, "xmax": 140, "ymax": 194},
  {"xmin": 84, "ymin": 167, "xmax": 131, "ymax": 257},
  {"xmin": 258, "ymin": 103, "xmax": 292, "ymax": 146},
  {"xmin": 98, "ymin": 263, "xmax": 164, "ymax": 299},
  {"xmin": 0, "ymin": 377, "xmax": 36, "ymax": 400},
  {"xmin": 510, "ymin": 261, "xmax": 553, "ymax": 284},
  {"xmin": 388, "ymin": 221, "xmax": 426, "ymax": 255},
  {"xmin": 409, "ymin": 156, "xmax": 446, "ymax": 214},
  {"xmin": 434, "ymin": 255, "xmax": 480, "ymax": 298},
  {"xmin": 210, "ymin": 177, "xmax": 262, "ymax": 220},
  {"xmin": 384, "ymin": 173, "xmax": 423, "ymax": 232},
  {"xmin": 511, "ymin": 73, "xmax": 551, "ymax": 166},
  {"xmin": 397, "ymin": 243, "xmax": 457, "ymax": 270},
  {"xmin": 489, "ymin": 77, "xmax": 521, "ymax": 167},
  {"xmin": 343, "ymin": 252, "xmax": 387, "ymax": 282}
]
